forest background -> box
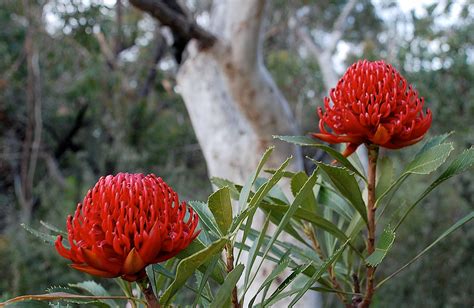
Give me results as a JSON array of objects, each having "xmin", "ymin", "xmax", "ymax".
[{"xmin": 0, "ymin": 0, "xmax": 473, "ymax": 307}]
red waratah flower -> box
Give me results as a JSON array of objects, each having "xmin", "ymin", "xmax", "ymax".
[
  {"xmin": 312, "ymin": 60, "xmax": 432, "ymax": 156},
  {"xmin": 55, "ymin": 173, "xmax": 199, "ymax": 281}
]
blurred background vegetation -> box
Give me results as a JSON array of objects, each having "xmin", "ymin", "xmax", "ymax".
[{"xmin": 0, "ymin": 0, "xmax": 472, "ymax": 306}]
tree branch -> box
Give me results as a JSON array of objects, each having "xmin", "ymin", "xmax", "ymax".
[
  {"xmin": 128, "ymin": 0, "xmax": 216, "ymax": 49},
  {"xmin": 139, "ymin": 30, "xmax": 167, "ymax": 98},
  {"xmin": 327, "ymin": 0, "xmax": 358, "ymax": 52}
]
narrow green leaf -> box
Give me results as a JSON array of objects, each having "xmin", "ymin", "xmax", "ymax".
[
  {"xmin": 376, "ymin": 157, "xmax": 393, "ymax": 199},
  {"xmin": 21, "ymin": 224, "xmax": 57, "ymax": 245},
  {"xmin": 69, "ymin": 281, "xmax": 116, "ymax": 308},
  {"xmin": 232, "ymin": 156, "xmax": 291, "ymax": 231},
  {"xmin": 208, "ymin": 187, "xmax": 233, "ymax": 235},
  {"xmin": 259, "ymin": 202, "xmax": 349, "ymax": 244},
  {"xmin": 404, "ymin": 143, "xmax": 453, "ymax": 175},
  {"xmin": 262, "ymin": 262, "xmax": 313, "ymax": 307},
  {"xmin": 188, "ymin": 201, "xmax": 221, "ymax": 237},
  {"xmin": 365, "ymin": 227, "xmax": 396, "ymax": 267},
  {"xmin": 289, "ymin": 241, "xmax": 349, "ymax": 306},
  {"xmin": 318, "ymin": 186, "xmax": 353, "ymax": 221},
  {"xmin": 291, "ymin": 172, "xmax": 317, "ymax": 211},
  {"xmin": 160, "ymin": 238, "xmax": 228, "ymax": 305},
  {"xmin": 152, "ymin": 264, "xmax": 212, "ymax": 302},
  {"xmin": 239, "ymin": 147, "xmax": 274, "ymax": 210},
  {"xmin": 210, "ymin": 264, "xmax": 244, "ymax": 308},
  {"xmin": 39, "ymin": 221, "xmax": 67, "ymax": 236},
  {"xmin": 274, "ymin": 135, "xmax": 366, "ymax": 179},
  {"xmin": 378, "ymin": 212, "xmax": 474, "ymax": 288},
  {"xmin": 245, "ymin": 215, "xmax": 271, "ymax": 287},
  {"xmin": 396, "ymin": 147, "xmax": 474, "ymax": 230},
  {"xmin": 312, "ymin": 161, "xmax": 368, "ymax": 225}
]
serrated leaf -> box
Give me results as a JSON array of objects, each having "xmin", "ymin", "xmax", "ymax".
[
  {"xmin": 210, "ymin": 177, "xmax": 241, "ymax": 200},
  {"xmin": 274, "ymin": 135, "xmax": 366, "ymax": 179},
  {"xmin": 208, "ymin": 187, "xmax": 233, "ymax": 235},
  {"xmin": 21, "ymin": 224, "xmax": 57, "ymax": 245},
  {"xmin": 210, "ymin": 264, "xmax": 244, "ymax": 308},
  {"xmin": 175, "ymin": 239, "xmax": 225, "ymax": 284},
  {"xmin": 365, "ymin": 227, "xmax": 396, "ymax": 267},
  {"xmin": 0, "ymin": 293, "xmax": 133, "ymax": 307},
  {"xmin": 312, "ymin": 161, "xmax": 368, "ymax": 225},
  {"xmin": 291, "ymin": 172, "xmax": 317, "ymax": 211},
  {"xmin": 396, "ymin": 147, "xmax": 474, "ymax": 230},
  {"xmin": 378, "ymin": 212, "xmax": 474, "ymax": 288},
  {"xmin": 418, "ymin": 132, "xmax": 453, "ymax": 154},
  {"xmin": 289, "ymin": 241, "xmax": 349, "ymax": 306},
  {"xmin": 160, "ymin": 238, "xmax": 228, "ymax": 305},
  {"xmin": 404, "ymin": 143, "xmax": 454, "ymax": 175},
  {"xmin": 69, "ymin": 281, "xmax": 117, "ymax": 308},
  {"xmin": 188, "ymin": 201, "xmax": 221, "ymax": 237}
]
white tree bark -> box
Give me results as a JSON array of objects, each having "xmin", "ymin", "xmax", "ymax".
[{"xmin": 177, "ymin": 1, "xmax": 321, "ymax": 307}]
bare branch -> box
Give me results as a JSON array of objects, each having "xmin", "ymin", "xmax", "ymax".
[
  {"xmin": 128, "ymin": 0, "xmax": 216, "ymax": 49},
  {"xmin": 139, "ymin": 31, "xmax": 167, "ymax": 98},
  {"xmin": 95, "ymin": 31, "xmax": 117, "ymax": 69},
  {"xmin": 327, "ymin": 0, "xmax": 358, "ymax": 52}
]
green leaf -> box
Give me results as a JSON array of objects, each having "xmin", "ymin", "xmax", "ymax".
[
  {"xmin": 404, "ymin": 143, "xmax": 454, "ymax": 175},
  {"xmin": 259, "ymin": 202, "xmax": 349, "ymax": 244},
  {"xmin": 21, "ymin": 224, "xmax": 57, "ymax": 245},
  {"xmin": 378, "ymin": 212, "xmax": 474, "ymax": 288},
  {"xmin": 248, "ymin": 252, "xmax": 291, "ymax": 307},
  {"xmin": 376, "ymin": 157, "xmax": 393, "ymax": 199},
  {"xmin": 274, "ymin": 135, "xmax": 366, "ymax": 179},
  {"xmin": 39, "ymin": 221, "xmax": 67, "ymax": 236},
  {"xmin": 210, "ymin": 264, "xmax": 244, "ymax": 308},
  {"xmin": 175, "ymin": 239, "xmax": 225, "ymax": 284},
  {"xmin": 239, "ymin": 147, "xmax": 274, "ymax": 210},
  {"xmin": 365, "ymin": 227, "xmax": 396, "ymax": 267},
  {"xmin": 69, "ymin": 281, "xmax": 117, "ymax": 308},
  {"xmin": 152, "ymin": 264, "xmax": 212, "ymax": 302},
  {"xmin": 262, "ymin": 262, "xmax": 313, "ymax": 307},
  {"xmin": 395, "ymin": 147, "xmax": 474, "ymax": 230},
  {"xmin": 208, "ymin": 187, "xmax": 233, "ymax": 235},
  {"xmin": 418, "ymin": 132, "xmax": 453, "ymax": 154},
  {"xmin": 160, "ymin": 238, "xmax": 228, "ymax": 305},
  {"xmin": 245, "ymin": 215, "xmax": 271, "ymax": 287},
  {"xmin": 312, "ymin": 161, "xmax": 368, "ymax": 225},
  {"xmin": 289, "ymin": 241, "xmax": 349, "ymax": 307},
  {"xmin": 291, "ymin": 172, "xmax": 317, "ymax": 211},
  {"xmin": 188, "ymin": 201, "xmax": 221, "ymax": 237},
  {"xmin": 232, "ymin": 156, "xmax": 291, "ymax": 232},
  {"xmin": 210, "ymin": 177, "xmax": 241, "ymax": 200},
  {"xmin": 434, "ymin": 147, "xmax": 474, "ymax": 183}
]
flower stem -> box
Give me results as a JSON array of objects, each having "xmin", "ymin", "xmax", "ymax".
[
  {"xmin": 360, "ymin": 145, "xmax": 379, "ymax": 308},
  {"xmin": 305, "ymin": 224, "xmax": 349, "ymax": 306},
  {"xmin": 137, "ymin": 276, "xmax": 160, "ymax": 308},
  {"xmin": 225, "ymin": 243, "xmax": 240, "ymax": 308}
]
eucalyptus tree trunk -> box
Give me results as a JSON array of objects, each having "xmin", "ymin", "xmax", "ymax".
[{"xmin": 129, "ymin": 0, "xmax": 317, "ymax": 306}]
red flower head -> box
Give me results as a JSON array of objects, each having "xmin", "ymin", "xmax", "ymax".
[
  {"xmin": 55, "ymin": 173, "xmax": 199, "ymax": 281},
  {"xmin": 312, "ymin": 60, "xmax": 432, "ymax": 156}
]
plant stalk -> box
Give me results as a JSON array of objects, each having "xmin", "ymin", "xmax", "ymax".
[
  {"xmin": 305, "ymin": 224, "xmax": 349, "ymax": 306},
  {"xmin": 360, "ymin": 145, "xmax": 379, "ymax": 308},
  {"xmin": 225, "ymin": 243, "xmax": 240, "ymax": 308},
  {"xmin": 137, "ymin": 276, "xmax": 160, "ymax": 308}
]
